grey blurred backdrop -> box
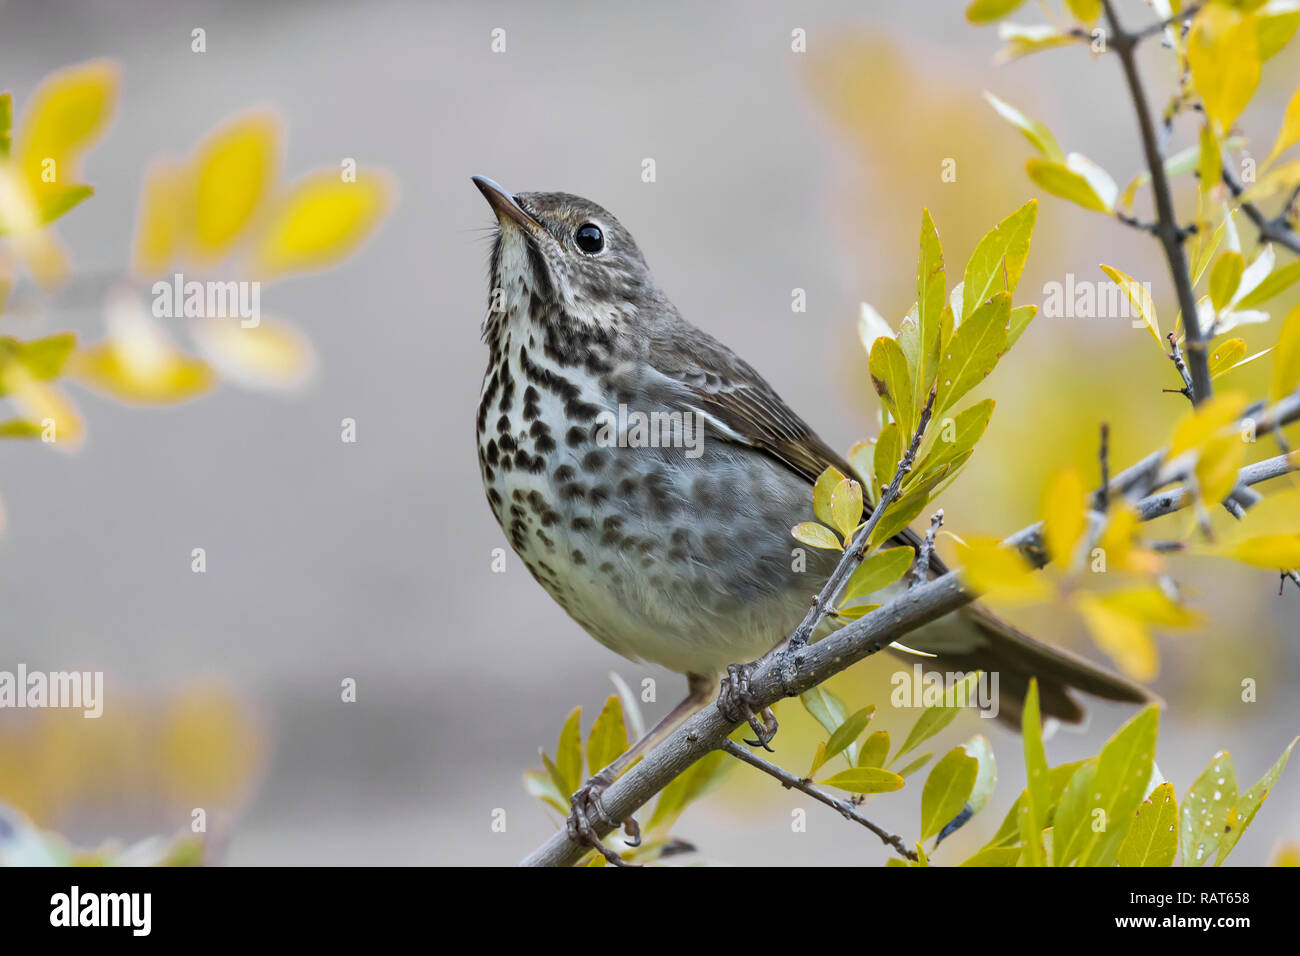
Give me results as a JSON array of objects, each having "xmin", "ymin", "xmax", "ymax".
[{"xmin": 2, "ymin": 0, "xmax": 1297, "ymax": 865}]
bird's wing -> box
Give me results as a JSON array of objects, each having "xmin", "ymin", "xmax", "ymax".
[{"xmin": 639, "ymin": 321, "xmax": 951, "ymax": 573}]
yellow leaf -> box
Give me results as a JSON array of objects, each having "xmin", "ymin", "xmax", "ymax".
[
  {"xmin": 1273, "ymin": 302, "xmax": 1300, "ymax": 402},
  {"xmin": 1188, "ymin": 6, "xmax": 1261, "ymax": 133},
  {"xmin": 1041, "ymin": 468, "xmax": 1087, "ymax": 568},
  {"xmin": 131, "ymin": 159, "xmax": 189, "ymax": 276},
  {"xmin": 254, "ymin": 170, "xmax": 393, "ymax": 277},
  {"xmin": 1224, "ymin": 535, "xmax": 1300, "ymax": 568},
  {"xmin": 193, "ymin": 112, "xmax": 279, "ymax": 259},
  {"xmin": 4, "ymin": 366, "xmax": 83, "ymax": 452},
  {"xmin": 829, "ymin": 478, "xmax": 864, "ymax": 539},
  {"xmin": 1264, "ymin": 82, "xmax": 1300, "ymax": 168},
  {"xmin": 956, "ymin": 535, "xmax": 1049, "ymax": 605},
  {"xmin": 812, "ymin": 466, "xmax": 846, "ymax": 527},
  {"xmin": 792, "ymin": 521, "xmax": 842, "ymax": 551},
  {"xmin": 1100, "ymin": 264, "xmax": 1160, "ymax": 346},
  {"xmin": 1026, "ymin": 157, "xmax": 1112, "ymax": 213},
  {"xmin": 1074, "ymin": 593, "xmax": 1159, "ymax": 682},
  {"xmin": 1238, "ymin": 159, "xmax": 1300, "ymax": 205},
  {"xmin": 190, "ymin": 316, "xmax": 314, "ymax": 391},
  {"xmin": 869, "ymin": 335, "xmax": 917, "ymax": 435},
  {"xmin": 1100, "ymin": 586, "xmax": 1201, "ymax": 630},
  {"xmin": 1097, "ymin": 505, "xmax": 1163, "ymax": 575},
  {"xmin": 1208, "ymin": 251, "xmax": 1245, "ymax": 312},
  {"xmin": 1168, "ymin": 392, "xmax": 1247, "ymax": 459},
  {"xmin": 1195, "ymin": 433, "xmax": 1248, "ymax": 507},
  {"xmin": 15, "ymin": 59, "xmax": 118, "ymax": 190},
  {"xmin": 1209, "ymin": 338, "xmax": 1247, "ymax": 379}
]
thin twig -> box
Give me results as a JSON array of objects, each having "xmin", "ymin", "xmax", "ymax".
[
  {"xmin": 1102, "ymin": 0, "xmax": 1212, "ymax": 403},
  {"xmin": 785, "ymin": 387, "xmax": 937, "ymax": 659},
  {"xmin": 1098, "ymin": 423, "xmax": 1111, "ymax": 511},
  {"xmin": 1222, "ymin": 165, "xmax": 1300, "ymax": 257},
  {"xmin": 721, "ymin": 739, "xmax": 917, "ymax": 862},
  {"xmin": 910, "ymin": 510, "xmax": 944, "ymax": 588},
  {"xmin": 1132, "ymin": 3, "xmax": 1202, "ymax": 42},
  {"xmin": 1165, "ymin": 331, "xmax": 1195, "ymax": 401}
]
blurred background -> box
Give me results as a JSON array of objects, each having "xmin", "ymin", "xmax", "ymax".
[{"xmin": 0, "ymin": 0, "xmax": 1297, "ymax": 865}]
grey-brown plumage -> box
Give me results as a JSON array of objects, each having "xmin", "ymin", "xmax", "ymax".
[{"xmin": 473, "ymin": 176, "xmax": 1152, "ymax": 730}]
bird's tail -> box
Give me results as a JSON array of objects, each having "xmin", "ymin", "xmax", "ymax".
[{"xmin": 888, "ymin": 602, "xmax": 1157, "ymax": 730}]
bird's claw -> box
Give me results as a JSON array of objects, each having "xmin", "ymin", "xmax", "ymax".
[
  {"xmin": 566, "ymin": 772, "xmax": 639, "ymax": 866},
  {"xmin": 717, "ymin": 662, "xmax": 779, "ymax": 750}
]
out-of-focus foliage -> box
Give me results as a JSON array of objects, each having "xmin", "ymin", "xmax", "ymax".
[{"xmin": 0, "ymin": 803, "xmax": 205, "ymax": 867}]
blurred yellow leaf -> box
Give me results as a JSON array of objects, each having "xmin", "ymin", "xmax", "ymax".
[
  {"xmin": 159, "ymin": 684, "xmax": 263, "ymax": 806},
  {"xmin": 1074, "ymin": 593, "xmax": 1159, "ymax": 681},
  {"xmin": 1222, "ymin": 534, "xmax": 1300, "ymax": 568},
  {"xmin": 1196, "ymin": 433, "xmax": 1248, "ymax": 507},
  {"xmin": 1100, "ymin": 264, "xmax": 1160, "ymax": 346},
  {"xmin": 1273, "ymin": 302, "xmax": 1300, "ymax": 402},
  {"xmin": 1238, "ymin": 159, "xmax": 1300, "ymax": 205},
  {"xmin": 190, "ymin": 316, "xmax": 314, "ymax": 391},
  {"xmin": 1257, "ymin": 4, "xmax": 1300, "ymax": 60},
  {"xmin": 995, "ymin": 24, "xmax": 1077, "ymax": 62},
  {"xmin": 254, "ymin": 170, "xmax": 392, "ymax": 277},
  {"xmin": 956, "ymin": 535, "xmax": 1049, "ymax": 605},
  {"xmin": 1097, "ymin": 505, "xmax": 1163, "ymax": 575},
  {"xmin": 965, "ymin": 0, "xmax": 1028, "ymax": 24},
  {"xmin": 1041, "ymin": 468, "xmax": 1086, "ymax": 568},
  {"xmin": 14, "ymin": 59, "xmax": 117, "ymax": 190},
  {"xmin": 1264, "ymin": 82, "xmax": 1300, "ymax": 168},
  {"xmin": 4, "ymin": 367, "xmax": 83, "ymax": 451},
  {"xmin": 1189, "ymin": 6, "xmax": 1261, "ymax": 133},
  {"xmin": 1064, "ymin": 0, "xmax": 1101, "ymax": 25},
  {"xmin": 131, "ymin": 159, "xmax": 189, "ymax": 275},
  {"xmin": 193, "ymin": 112, "xmax": 278, "ymax": 259},
  {"xmin": 1168, "ymin": 392, "xmax": 1247, "ymax": 458}
]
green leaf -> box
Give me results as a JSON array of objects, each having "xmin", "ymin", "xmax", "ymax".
[
  {"xmin": 647, "ymin": 750, "xmax": 731, "ymax": 834},
  {"xmin": 872, "ymin": 423, "xmax": 901, "ymax": 500},
  {"xmin": 820, "ymin": 766, "xmax": 906, "ymax": 794},
  {"xmin": 921, "ymin": 746, "xmax": 979, "ymax": 841},
  {"xmin": 914, "ymin": 209, "xmax": 945, "ymax": 402},
  {"xmin": 893, "ymin": 672, "xmax": 981, "ymax": 763},
  {"xmin": 896, "ymin": 752, "xmax": 933, "ymax": 779},
  {"xmin": 1181, "ymin": 749, "xmax": 1238, "ymax": 867},
  {"xmin": 1052, "ymin": 758, "xmax": 1098, "ymax": 866},
  {"xmin": 868, "ymin": 490, "xmax": 931, "ymax": 549},
  {"xmin": 962, "ymin": 199, "xmax": 1036, "ymax": 322},
  {"xmin": 1216, "ymin": 736, "xmax": 1297, "ymax": 865},
  {"xmin": 870, "ymin": 335, "xmax": 917, "ymax": 436},
  {"xmin": 987, "ymin": 760, "xmax": 1085, "ymax": 849},
  {"xmin": 829, "ymin": 477, "xmax": 864, "ymax": 539},
  {"xmin": 33, "ymin": 183, "xmax": 93, "ymax": 225},
  {"xmin": 1117, "ymin": 782, "xmax": 1179, "ymax": 867},
  {"xmin": 0, "ymin": 92, "xmax": 11, "ymax": 160},
  {"xmin": 1066, "ymin": 707, "xmax": 1160, "ymax": 867},
  {"xmin": 842, "ymin": 546, "xmax": 915, "ymax": 604},
  {"xmin": 1006, "ymin": 304, "xmax": 1037, "ymax": 350},
  {"xmin": 965, "ymin": 0, "xmax": 1028, "ymax": 24},
  {"xmin": 1257, "ymin": 5, "xmax": 1300, "ymax": 61},
  {"xmin": 792, "ymin": 521, "xmax": 841, "ymax": 551},
  {"xmin": 1026, "ymin": 157, "xmax": 1113, "ymax": 212},
  {"xmin": 541, "ymin": 750, "xmax": 570, "ymax": 803},
  {"xmin": 936, "ymin": 291, "xmax": 1010, "ymax": 415},
  {"xmin": 807, "ymin": 740, "xmax": 829, "ymax": 779},
  {"xmin": 812, "ymin": 466, "xmax": 845, "ymax": 527},
  {"xmin": 824, "ymin": 706, "xmax": 875, "ymax": 767},
  {"xmin": 800, "ymin": 685, "xmax": 849, "ymax": 737},
  {"xmin": 1209, "ymin": 251, "xmax": 1245, "ymax": 311},
  {"xmin": 15, "ymin": 332, "xmax": 77, "ymax": 380},
  {"xmin": 586, "ymin": 695, "xmax": 628, "ymax": 778},
  {"xmin": 959, "ymin": 846, "xmax": 1022, "ymax": 867},
  {"xmin": 915, "ymin": 398, "xmax": 994, "ymax": 481},
  {"xmin": 556, "ymin": 706, "xmax": 583, "ymax": 797},
  {"xmin": 983, "ymin": 92, "xmax": 1064, "ymax": 162},
  {"xmin": 858, "ymin": 729, "xmax": 890, "ymax": 768},
  {"xmin": 1233, "ymin": 258, "xmax": 1300, "ymax": 310},
  {"xmin": 1021, "ymin": 680, "xmax": 1051, "ymax": 866},
  {"xmin": 834, "ymin": 603, "xmax": 880, "ymax": 621},
  {"xmin": 523, "ymin": 770, "xmax": 570, "ymax": 815}
]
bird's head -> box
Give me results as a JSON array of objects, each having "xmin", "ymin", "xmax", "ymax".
[{"xmin": 473, "ymin": 176, "xmax": 657, "ymax": 329}]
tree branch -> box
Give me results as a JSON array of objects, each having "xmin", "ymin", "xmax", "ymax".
[
  {"xmin": 1101, "ymin": 0, "xmax": 1212, "ymax": 403},
  {"xmin": 720, "ymin": 739, "xmax": 917, "ymax": 861},
  {"xmin": 521, "ymin": 394, "xmax": 1300, "ymax": 866},
  {"xmin": 1223, "ymin": 164, "xmax": 1300, "ymax": 257}
]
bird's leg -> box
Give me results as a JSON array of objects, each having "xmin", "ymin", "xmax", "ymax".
[
  {"xmin": 717, "ymin": 661, "xmax": 778, "ymax": 750},
  {"xmin": 566, "ymin": 673, "xmax": 715, "ymax": 866}
]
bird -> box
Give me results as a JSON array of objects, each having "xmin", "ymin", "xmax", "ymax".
[{"xmin": 471, "ymin": 175, "xmax": 1152, "ymax": 858}]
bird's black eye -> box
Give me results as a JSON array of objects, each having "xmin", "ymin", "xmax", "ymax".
[{"xmin": 574, "ymin": 223, "xmax": 604, "ymax": 254}]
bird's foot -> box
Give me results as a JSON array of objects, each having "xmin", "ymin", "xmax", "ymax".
[
  {"xmin": 566, "ymin": 772, "xmax": 640, "ymax": 867},
  {"xmin": 717, "ymin": 662, "xmax": 779, "ymax": 750}
]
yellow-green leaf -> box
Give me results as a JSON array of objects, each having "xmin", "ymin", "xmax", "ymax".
[
  {"xmin": 872, "ymin": 423, "xmax": 901, "ymax": 500},
  {"xmin": 792, "ymin": 521, "xmax": 841, "ymax": 551},
  {"xmin": 936, "ymin": 291, "xmax": 1010, "ymax": 415},
  {"xmin": 870, "ymin": 335, "xmax": 917, "ymax": 435},
  {"xmin": 913, "ymin": 209, "xmax": 945, "ymax": 402},
  {"xmin": 819, "ymin": 767, "xmax": 905, "ymax": 794},
  {"xmin": 893, "ymin": 672, "xmax": 981, "ymax": 763},
  {"xmin": 858, "ymin": 730, "xmax": 890, "ymax": 768},
  {"xmin": 915, "ymin": 398, "xmax": 995, "ymax": 481},
  {"xmin": 1209, "ymin": 251, "xmax": 1246, "ymax": 312},
  {"xmin": 1117, "ymin": 782, "xmax": 1179, "ymax": 867},
  {"xmin": 1021, "ymin": 680, "xmax": 1050, "ymax": 866},
  {"xmin": 812, "ymin": 466, "xmax": 845, "ymax": 527},
  {"xmin": 1235, "ymin": 258, "xmax": 1300, "ymax": 310},
  {"xmin": 586, "ymin": 695, "xmax": 628, "ymax": 778},
  {"xmin": 1257, "ymin": 3, "xmax": 1300, "ymax": 60},
  {"xmin": 824, "ymin": 706, "xmax": 875, "ymax": 766},
  {"xmin": 983, "ymin": 92, "xmax": 1065, "ymax": 162},
  {"xmin": 1027, "ymin": 157, "xmax": 1112, "ymax": 213},
  {"xmin": 829, "ymin": 477, "xmax": 864, "ymax": 539},
  {"xmin": 556, "ymin": 706, "xmax": 583, "ymax": 797},
  {"xmin": 1209, "ymin": 338, "xmax": 1248, "ymax": 378},
  {"xmin": 921, "ymin": 746, "xmax": 978, "ymax": 841},
  {"xmin": 842, "ymin": 545, "xmax": 915, "ymax": 603},
  {"xmin": 962, "ymin": 200, "xmax": 1036, "ymax": 322},
  {"xmin": 1265, "ymin": 82, "xmax": 1300, "ymax": 167},
  {"xmin": 1065, "ymin": 707, "xmax": 1160, "ymax": 867},
  {"xmin": 965, "ymin": 0, "xmax": 1028, "ymax": 23},
  {"xmin": 1182, "ymin": 750, "xmax": 1238, "ymax": 867},
  {"xmin": 1100, "ymin": 264, "xmax": 1160, "ymax": 346},
  {"xmin": 1272, "ymin": 302, "xmax": 1300, "ymax": 402},
  {"xmin": 1216, "ymin": 737, "xmax": 1298, "ymax": 865}
]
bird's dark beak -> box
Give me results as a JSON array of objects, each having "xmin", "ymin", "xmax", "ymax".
[{"xmin": 472, "ymin": 175, "xmax": 544, "ymax": 237}]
